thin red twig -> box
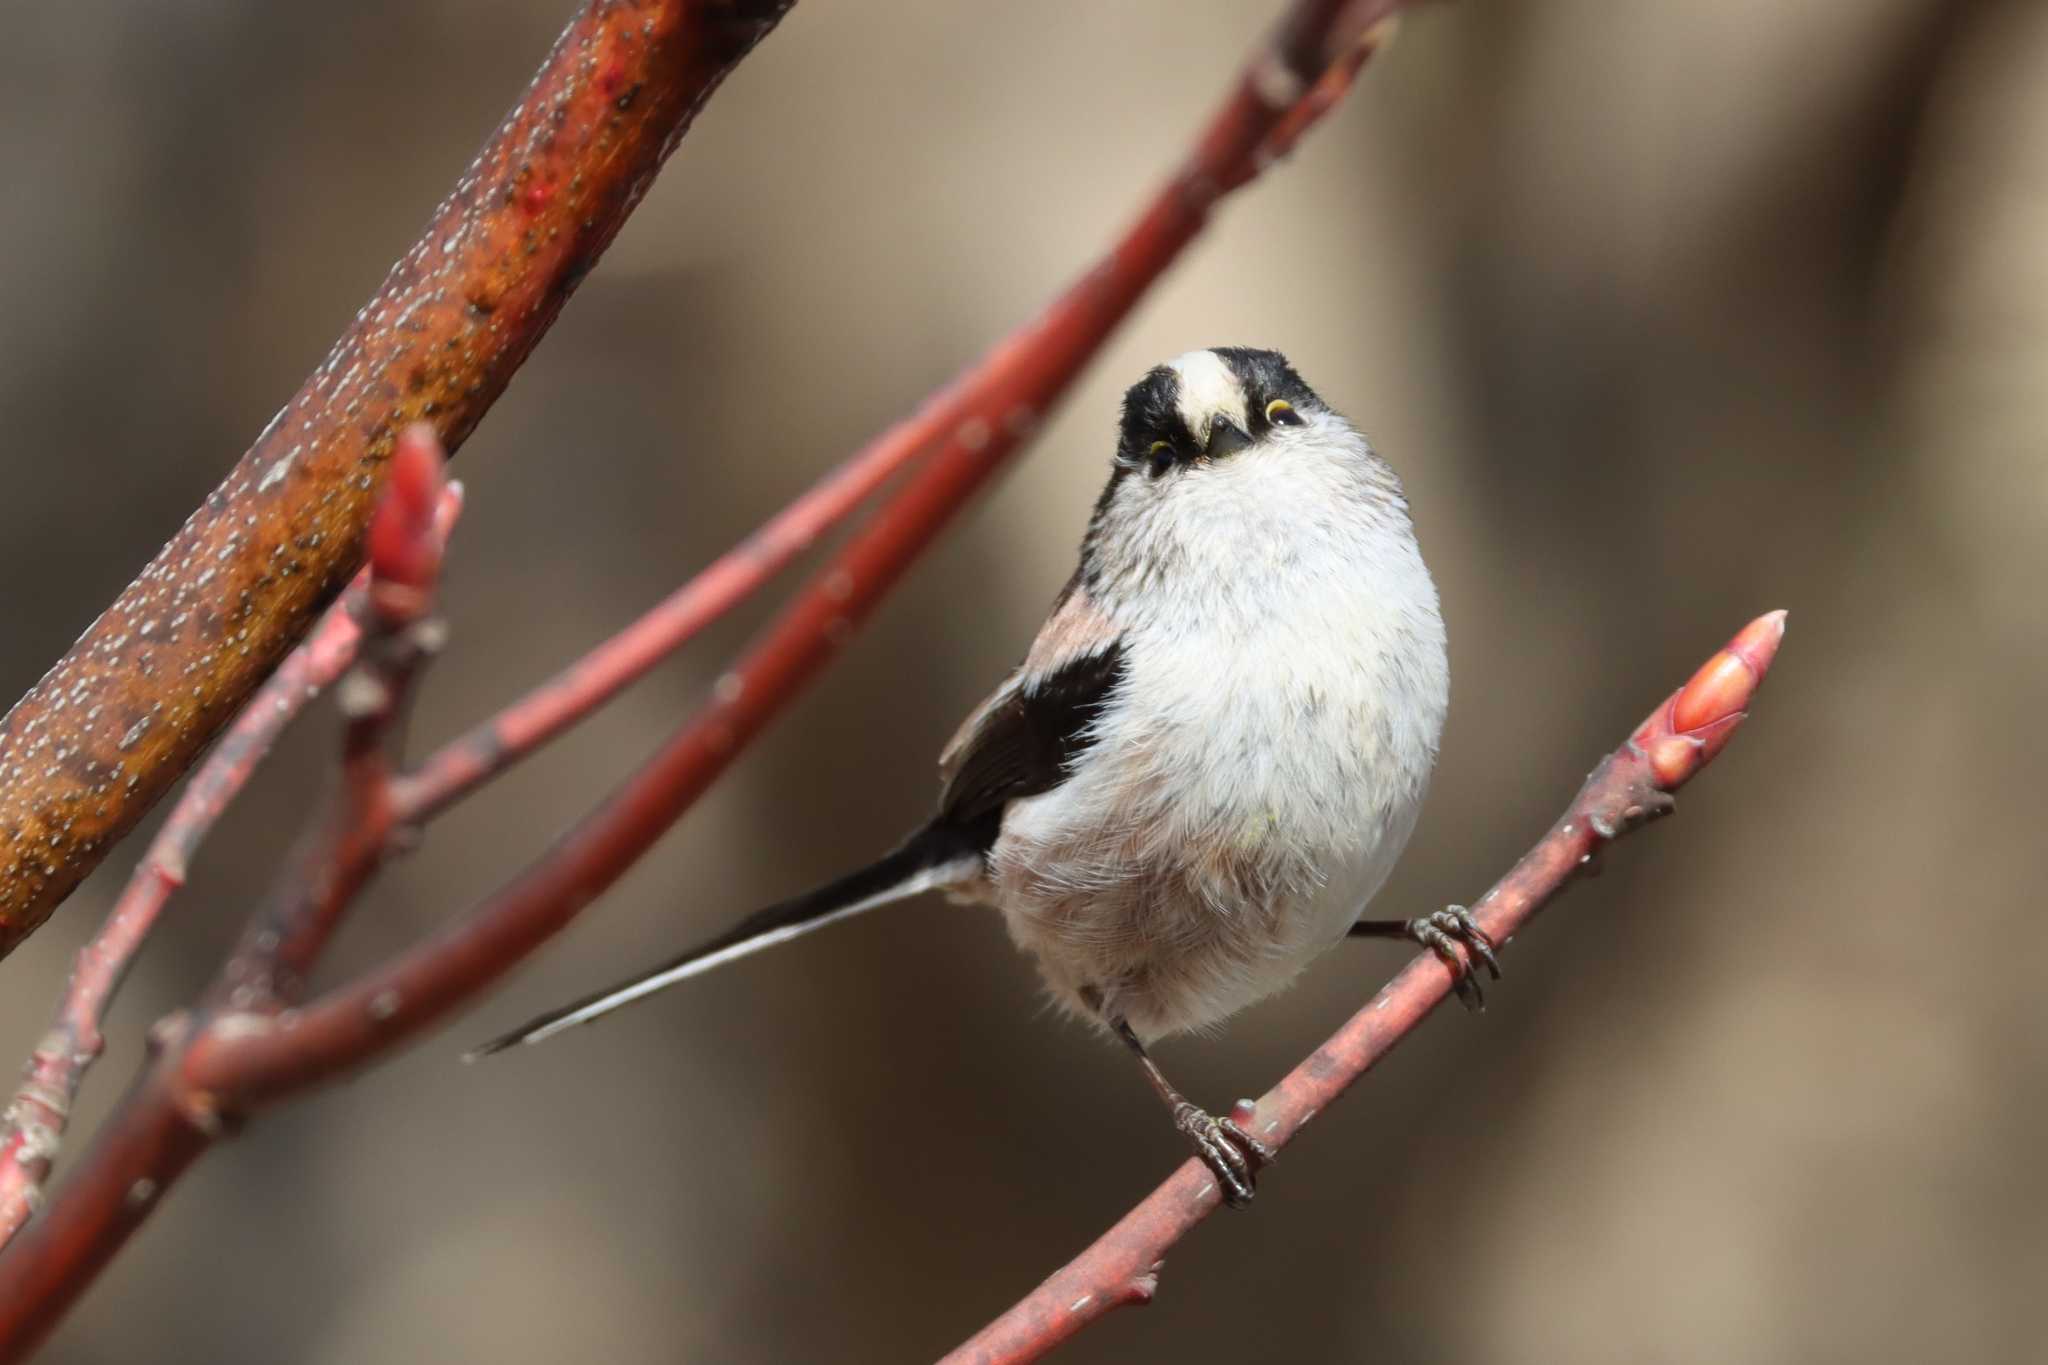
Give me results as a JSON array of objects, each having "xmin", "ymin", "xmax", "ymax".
[
  {"xmin": 0, "ymin": 4, "xmax": 1400, "ymax": 1354},
  {"xmin": 390, "ymin": 7, "xmax": 1389, "ymax": 828},
  {"xmin": 0, "ymin": 586, "xmax": 369, "ymax": 1248},
  {"xmin": 395, "ymin": 380, "xmax": 944, "ymax": 822},
  {"xmin": 939, "ymin": 612, "xmax": 1789, "ymax": 1364},
  {"xmin": 217, "ymin": 430, "xmax": 464, "ymax": 1009},
  {"xmin": 0, "ymin": 450, "xmax": 465, "ymax": 1249},
  {"xmin": 0, "ymin": 435, "xmax": 458, "ymax": 1354}
]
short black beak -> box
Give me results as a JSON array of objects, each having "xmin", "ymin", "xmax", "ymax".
[{"xmin": 1205, "ymin": 417, "xmax": 1252, "ymax": 458}]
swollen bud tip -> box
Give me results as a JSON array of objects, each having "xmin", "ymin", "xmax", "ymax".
[
  {"xmin": 367, "ymin": 424, "xmax": 449, "ymax": 592},
  {"xmin": 1671, "ymin": 611, "xmax": 1788, "ymax": 734},
  {"xmin": 1729, "ymin": 610, "xmax": 1787, "ymax": 678}
]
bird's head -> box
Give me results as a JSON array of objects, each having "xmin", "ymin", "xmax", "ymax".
[{"xmin": 1113, "ymin": 347, "xmax": 1325, "ymax": 478}]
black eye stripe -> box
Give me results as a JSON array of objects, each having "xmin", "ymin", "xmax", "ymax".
[{"xmin": 1115, "ymin": 349, "xmax": 1319, "ymax": 474}]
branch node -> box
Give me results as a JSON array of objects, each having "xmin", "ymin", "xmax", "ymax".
[
  {"xmin": 169, "ymin": 1087, "xmax": 226, "ymax": 1141},
  {"xmin": 9, "ymin": 1126, "xmax": 58, "ymax": 1170},
  {"xmin": 405, "ymin": 617, "xmax": 451, "ymax": 659}
]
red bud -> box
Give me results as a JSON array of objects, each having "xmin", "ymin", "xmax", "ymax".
[
  {"xmin": 1672, "ymin": 610, "xmax": 1786, "ymax": 734},
  {"xmin": 366, "ymin": 424, "xmax": 448, "ymax": 593}
]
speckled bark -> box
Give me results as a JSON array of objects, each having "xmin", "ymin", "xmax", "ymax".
[{"xmin": 0, "ymin": 0, "xmax": 792, "ymax": 956}]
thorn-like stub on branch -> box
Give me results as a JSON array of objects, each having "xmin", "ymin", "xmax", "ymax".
[
  {"xmin": 405, "ymin": 618, "xmax": 451, "ymax": 658},
  {"xmin": 335, "ymin": 671, "xmax": 390, "ymax": 721},
  {"xmin": 171, "ymin": 1087, "xmax": 225, "ymax": 1140},
  {"xmin": 145, "ymin": 1011, "xmax": 193, "ymax": 1057},
  {"xmin": 1590, "ymin": 778, "xmax": 1677, "ymax": 836}
]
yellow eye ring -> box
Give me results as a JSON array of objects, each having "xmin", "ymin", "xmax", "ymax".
[
  {"xmin": 1265, "ymin": 399, "xmax": 1295, "ymax": 422},
  {"xmin": 1148, "ymin": 440, "xmax": 1171, "ymax": 456}
]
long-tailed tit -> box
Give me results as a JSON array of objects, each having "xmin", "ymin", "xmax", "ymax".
[{"xmin": 473, "ymin": 347, "xmax": 1492, "ymax": 1205}]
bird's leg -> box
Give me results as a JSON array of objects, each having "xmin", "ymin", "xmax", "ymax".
[
  {"xmin": 1350, "ymin": 905, "xmax": 1502, "ymax": 1010},
  {"xmin": 1109, "ymin": 1015, "xmax": 1273, "ymax": 1209}
]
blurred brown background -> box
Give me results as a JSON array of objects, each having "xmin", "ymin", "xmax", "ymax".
[{"xmin": 3, "ymin": 0, "xmax": 2043, "ymax": 1360}]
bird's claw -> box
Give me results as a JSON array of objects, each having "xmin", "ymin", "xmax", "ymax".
[
  {"xmin": 1408, "ymin": 905, "xmax": 1502, "ymax": 1010},
  {"xmin": 1173, "ymin": 1100, "xmax": 1274, "ymax": 1209}
]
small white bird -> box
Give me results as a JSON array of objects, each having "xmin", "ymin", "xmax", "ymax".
[{"xmin": 475, "ymin": 347, "xmax": 1491, "ymax": 1204}]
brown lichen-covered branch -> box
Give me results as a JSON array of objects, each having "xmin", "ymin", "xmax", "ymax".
[
  {"xmin": 0, "ymin": 0, "xmax": 793, "ymax": 957},
  {"xmin": 940, "ymin": 612, "xmax": 1789, "ymax": 1365}
]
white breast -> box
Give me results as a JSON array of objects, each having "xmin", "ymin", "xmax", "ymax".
[{"xmin": 985, "ymin": 416, "xmax": 1448, "ymax": 1040}]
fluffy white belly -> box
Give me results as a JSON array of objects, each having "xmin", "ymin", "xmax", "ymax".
[{"xmin": 980, "ymin": 610, "xmax": 1440, "ymax": 1041}]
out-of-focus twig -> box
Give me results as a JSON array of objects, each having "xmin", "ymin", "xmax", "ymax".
[
  {"xmin": 395, "ymin": 380, "xmax": 951, "ymax": 822},
  {"xmin": 0, "ymin": 3, "xmax": 1404, "ymax": 1353},
  {"xmin": 0, "ymin": 453, "xmax": 466, "ymax": 1249},
  {"xmin": 0, "ymin": 584, "xmax": 369, "ymax": 1248},
  {"xmin": 941, "ymin": 612, "xmax": 1789, "ymax": 1365},
  {"xmin": 0, "ymin": 430, "xmax": 459, "ymax": 1361},
  {"xmin": 0, "ymin": 0, "xmax": 793, "ymax": 959},
  {"xmin": 216, "ymin": 430, "xmax": 465, "ymax": 1011}
]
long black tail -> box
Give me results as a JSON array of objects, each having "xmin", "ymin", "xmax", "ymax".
[{"xmin": 466, "ymin": 824, "xmax": 980, "ymax": 1058}]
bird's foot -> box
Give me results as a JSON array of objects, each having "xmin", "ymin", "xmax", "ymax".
[
  {"xmin": 1173, "ymin": 1100, "xmax": 1274, "ymax": 1209},
  {"xmin": 1408, "ymin": 906, "xmax": 1501, "ymax": 1010}
]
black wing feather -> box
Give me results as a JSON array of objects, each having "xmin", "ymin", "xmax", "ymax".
[{"xmin": 938, "ymin": 642, "xmax": 1126, "ymax": 840}]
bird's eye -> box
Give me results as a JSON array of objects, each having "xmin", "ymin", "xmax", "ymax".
[
  {"xmin": 1148, "ymin": 440, "xmax": 1171, "ymax": 457},
  {"xmin": 1265, "ymin": 399, "xmax": 1303, "ymax": 427},
  {"xmin": 1146, "ymin": 438, "xmax": 1176, "ymax": 475}
]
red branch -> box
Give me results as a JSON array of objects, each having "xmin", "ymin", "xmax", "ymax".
[
  {"xmin": 394, "ymin": 364, "xmax": 946, "ymax": 822},
  {"xmin": 0, "ymin": 3, "xmax": 1402, "ymax": 1355},
  {"xmin": 0, "ymin": 0, "xmax": 792, "ymax": 959},
  {"xmin": 939, "ymin": 612, "xmax": 1789, "ymax": 1364},
  {"xmin": 0, "ymin": 450, "xmax": 465, "ymax": 1250},
  {"xmin": 0, "ymin": 586, "xmax": 367, "ymax": 1248},
  {"xmin": 219, "ymin": 430, "xmax": 463, "ymax": 1009}
]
